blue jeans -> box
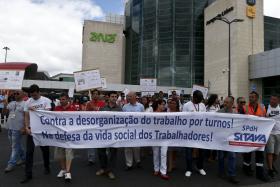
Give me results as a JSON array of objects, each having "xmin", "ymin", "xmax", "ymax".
[
  {"xmin": 218, "ymin": 151, "xmax": 236, "ymax": 176},
  {"xmin": 7, "ymin": 129, "xmax": 25, "ymax": 166},
  {"xmin": 88, "ymin": 148, "xmax": 96, "ymax": 162},
  {"xmin": 185, "ymin": 148, "xmax": 204, "ymax": 171}
]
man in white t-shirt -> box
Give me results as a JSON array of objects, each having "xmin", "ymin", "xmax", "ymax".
[
  {"xmin": 20, "ymin": 84, "xmax": 52, "ymax": 184},
  {"xmin": 182, "ymin": 90, "xmax": 206, "ymax": 178},
  {"xmin": 265, "ymin": 94, "xmax": 280, "ymax": 178}
]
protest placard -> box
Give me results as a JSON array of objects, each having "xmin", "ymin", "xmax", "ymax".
[
  {"xmin": 73, "ymin": 69, "xmax": 101, "ymax": 92},
  {"xmin": 68, "ymin": 86, "xmax": 75, "ymax": 98},
  {"xmin": 101, "ymin": 78, "xmax": 107, "ymax": 89},
  {"xmin": 192, "ymin": 85, "xmax": 208, "ymax": 99},
  {"xmin": 140, "ymin": 78, "xmax": 157, "ymax": 92},
  {"xmin": 141, "ymin": 92, "xmax": 155, "ymax": 97},
  {"xmin": 0, "ymin": 70, "xmax": 25, "ymax": 90}
]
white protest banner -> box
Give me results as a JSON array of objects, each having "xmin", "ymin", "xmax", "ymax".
[
  {"xmin": 192, "ymin": 85, "xmax": 208, "ymax": 99},
  {"xmin": 0, "ymin": 70, "xmax": 25, "ymax": 90},
  {"xmin": 30, "ymin": 111, "xmax": 275, "ymax": 152},
  {"xmin": 140, "ymin": 78, "xmax": 157, "ymax": 92},
  {"xmin": 73, "ymin": 69, "xmax": 101, "ymax": 92},
  {"xmin": 101, "ymin": 78, "xmax": 107, "ymax": 89}
]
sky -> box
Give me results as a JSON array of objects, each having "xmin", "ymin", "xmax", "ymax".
[{"xmin": 0, "ymin": 0, "xmax": 279, "ymax": 76}]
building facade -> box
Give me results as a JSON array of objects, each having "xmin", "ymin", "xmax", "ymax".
[
  {"xmin": 124, "ymin": 0, "xmax": 215, "ymax": 88},
  {"xmin": 79, "ymin": 1, "xmax": 280, "ymax": 100},
  {"xmin": 264, "ymin": 16, "xmax": 280, "ymax": 51},
  {"xmin": 82, "ymin": 20, "xmax": 125, "ymax": 84},
  {"xmin": 204, "ymin": 0, "xmax": 264, "ymax": 98},
  {"xmin": 249, "ymin": 48, "xmax": 280, "ymax": 104}
]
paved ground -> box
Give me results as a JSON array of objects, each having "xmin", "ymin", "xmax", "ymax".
[{"xmin": 0, "ymin": 128, "xmax": 280, "ymax": 187}]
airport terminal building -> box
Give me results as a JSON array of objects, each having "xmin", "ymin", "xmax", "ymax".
[{"xmin": 82, "ymin": 0, "xmax": 280, "ymax": 101}]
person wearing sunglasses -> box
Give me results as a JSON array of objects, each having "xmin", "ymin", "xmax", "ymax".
[
  {"xmin": 3, "ymin": 91, "xmax": 26, "ymax": 173},
  {"xmin": 236, "ymin": 97, "xmax": 246, "ymax": 114}
]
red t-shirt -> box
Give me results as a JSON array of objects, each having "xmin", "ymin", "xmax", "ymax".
[
  {"xmin": 86, "ymin": 100, "xmax": 105, "ymax": 111},
  {"xmin": 72, "ymin": 102, "xmax": 81, "ymax": 111},
  {"xmin": 55, "ymin": 104, "xmax": 76, "ymax": 111}
]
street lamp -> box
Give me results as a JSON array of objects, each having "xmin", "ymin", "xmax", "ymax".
[
  {"xmin": 208, "ymin": 68, "xmax": 228, "ymax": 92},
  {"xmin": 215, "ymin": 16, "xmax": 244, "ymax": 96},
  {"xmin": 3, "ymin": 46, "xmax": 10, "ymax": 63}
]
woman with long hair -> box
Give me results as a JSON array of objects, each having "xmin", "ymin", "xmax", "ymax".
[
  {"xmin": 141, "ymin": 96, "xmax": 153, "ymax": 112},
  {"xmin": 206, "ymin": 94, "xmax": 220, "ymax": 112},
  {"xmin": 205, "ymin": 94, "xmax": 219, "ymax": 162}
]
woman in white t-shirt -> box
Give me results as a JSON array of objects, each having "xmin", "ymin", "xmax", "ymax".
[{"xmin": 141, "ymin": 96, "xmax": 153, "ymax": 113}]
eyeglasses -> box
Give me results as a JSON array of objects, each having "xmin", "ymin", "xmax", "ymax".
[
  {"xmin": 15, "ymin": 92, "xmax": 20, "ymax": 95},
  {"xmin": 239, "ymin": 101, "xmax": 246, "ymax": 104}
]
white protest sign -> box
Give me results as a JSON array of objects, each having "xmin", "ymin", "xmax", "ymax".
[
  {"xmin": 0, "ymin": 70, "xmax": 25, "ymax": 90},
  {"xmin": 73, "ymin": 69, "xmax": 101, "ymax": 92},
  {"xmin": 68, "ymin": 87, "xmax": 75, "ymax": 98},
  {"xmin": 192, "ymin": 85, "xmax": 208, "ymax": 99},
  {"xmin": 30, "ymin": 111, "xmax": 275, "ymax": 152},
  {"xmin": 141, "ymin": 92, "xmax": 155, "ymax": 97},
  {"xmin": 140, "ymin": 78, "xmax": 157, "ymax": 92},
  {"xmin": 123, "ymin": 88, "xmax": 129, "ymax": 96},
  {"xmin": 101, "ymin": 78, "xmax": 107, "ymax": 89}
]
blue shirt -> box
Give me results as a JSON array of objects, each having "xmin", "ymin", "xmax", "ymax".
[{"xmin": 123, "ymin": 102, "xmax": 144, "ymax": 112}]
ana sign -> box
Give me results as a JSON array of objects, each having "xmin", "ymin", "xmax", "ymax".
[{"xmin": 90, "ymin": 32, "xmax": 117, "ymax": 43}]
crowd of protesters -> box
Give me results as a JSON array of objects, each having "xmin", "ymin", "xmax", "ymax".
[{"xmin": 0, "ymin": 84, "xmax": 279, "ymax": 185}]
